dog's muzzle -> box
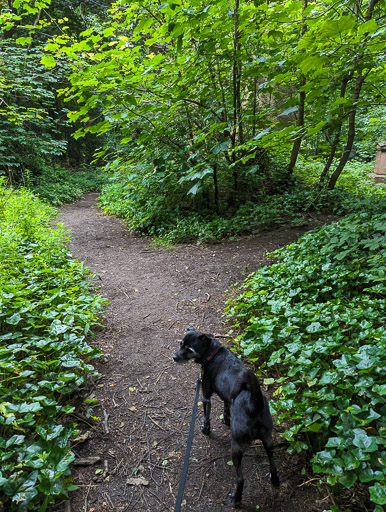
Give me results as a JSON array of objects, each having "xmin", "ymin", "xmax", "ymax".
[
  {"xmin": 173, "ymin": 352, "xmax": 182, "ymax": 362},
  {"xmin": 173, "ymin": 351, "xmax": 187, "ymax": 363}
]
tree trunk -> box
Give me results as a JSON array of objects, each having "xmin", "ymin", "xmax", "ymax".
[
  {"xmin": 213, "ymin": 164, "xmax": 219, "ymax": 209},
  {"xmin": 327, "ymin": 0, "xmax": 378, "ymax": 189},
  {"xmin": 319, "ymin": 71, "xmax": 353, "ymax": 183},
  {"xmin": 287, "ymin": 83, "xmax": 306, "ymax": 175},
  {"xmin": 252, "ymin": 78, "xmax": 257, "ymax": 137},
  {"xmin": 231, "ymin": 0, "xmax": 242, "ymax": 192},
  {"xmin": 232, "ymin": 0, "xmax": 243, "ymax": 147},
  {"xmin": 4, "ymin": 0, "xmax": 20, "ymax": 38},
  {"xmin": 287, "ymin": 0, "xmax": 308, "ymax": 175},
  {"xmin": 327, "ymin": 71, "xmax": 365, "ymax": 189}
]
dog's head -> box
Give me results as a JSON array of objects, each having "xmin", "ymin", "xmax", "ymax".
[{"xmin": 173, "ymin": 326, "xmax": 211, "ymax": 364}]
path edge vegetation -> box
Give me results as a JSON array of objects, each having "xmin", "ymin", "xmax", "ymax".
[
  {"xmin": 226, "ymin": 211, "xmax": 386, "ymax": 512},
  {"xmin": 0, "ymin": 182, "xmax": 106, "ymax": 511}
]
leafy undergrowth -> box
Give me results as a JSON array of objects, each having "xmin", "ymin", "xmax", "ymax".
[
  {"xmin": 99, "ymin": 161, "xmax": 385, "ymax": 243},
  {"xmin": 295, "ymin": 159, "xmax": 385, "ymax": 197},
  {"xmin": 226, "ymin": 212, "xmax": 386, "ymax": 511},
  {"xmin": 0, "ymin": 182, "xmax": 106, "ymax": 510},
  {"xmin": 31, "ymin": 165, "xmax": 107, "ymax": 206}
]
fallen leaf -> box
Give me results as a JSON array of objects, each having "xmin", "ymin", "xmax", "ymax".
[
  {"xmin": 127, "ymin": 477, "xmax": 149, "ymax": 486},
  {"xmin": 74, "ymin": 431, "xmax": 91, "ymax": 443}
]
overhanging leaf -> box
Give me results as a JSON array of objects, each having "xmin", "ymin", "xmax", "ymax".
[{"xmin": 278, "ymin": 106, "xmax": 298, "ymax": 117}]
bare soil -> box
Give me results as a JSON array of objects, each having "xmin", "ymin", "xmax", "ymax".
[{"xmin": 53, "ymin": 193, "xmax": 332, "ymax": 512}]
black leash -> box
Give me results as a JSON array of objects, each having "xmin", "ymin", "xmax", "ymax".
[{"xmin": 174, "ymin": 376, "xmax": 201, "ymax": 512}]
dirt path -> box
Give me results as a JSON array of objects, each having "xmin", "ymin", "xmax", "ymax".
[{"xmin": 54, "ymin": 193, "xmax": 329, "ymax": 512}]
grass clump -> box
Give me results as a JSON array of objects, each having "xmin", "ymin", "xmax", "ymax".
[
  {"xmin": 0, "ymin": 181, "xmax": 106, "ymax": 510},
  {"xmin": 226, "ymin": 212, "xmax": 386, "ymax": 511}
]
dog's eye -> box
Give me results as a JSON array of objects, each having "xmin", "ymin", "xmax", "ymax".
[{"xmin": 179, "ymin": 339, "xmax": 183, "ymax": 347}]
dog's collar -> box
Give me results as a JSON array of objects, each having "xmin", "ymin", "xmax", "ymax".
[{"xmin": 206, "ymin": 345, "xmax": 222, "ymax": 361}]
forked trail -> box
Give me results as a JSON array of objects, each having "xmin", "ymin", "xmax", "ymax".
[{"xmin": 54, "ymin": 193, "xmax": 327, "ymax": 512}]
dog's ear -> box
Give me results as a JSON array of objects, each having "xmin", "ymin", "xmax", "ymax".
[
  {"xmin": 199, "ymin": 333, "xmax": 211, "ymax": 345},
  {"xmin": 186, "ymin": 325, "xmax": 195, "ymax": 332}
]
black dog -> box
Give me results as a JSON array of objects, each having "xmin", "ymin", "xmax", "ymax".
[{"xmin": 173, "ymin": 326, "xmax": 279, "ymax": 507}]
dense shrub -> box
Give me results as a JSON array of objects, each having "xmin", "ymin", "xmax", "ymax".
[
  {"xmin": 99, "ymin": 162, "xmax": 385, "ymax": 243},
  {"xmin": 226, "ymin": 212, "xmax": 386, "ymax": 510},
  {"xmin": 31, "ymin": 165, "xmax": 107, "ymax": 206},
  {"xmin": 0, "ymin": 182, "xmax": 106, "ymax": 510}
]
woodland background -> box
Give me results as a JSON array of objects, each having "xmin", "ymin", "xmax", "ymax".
[{"xmin": 0, "ymin": 1, "xmax": 385, "ymax": 510}]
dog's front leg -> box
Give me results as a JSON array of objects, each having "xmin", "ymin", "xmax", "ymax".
[
  {"xmin": 201, "ymin": 397, "xmax": 211, "ymax": 435},
  {"xmin": 200, "ymin": 375, "xmax": 212, "ymax": 435}
]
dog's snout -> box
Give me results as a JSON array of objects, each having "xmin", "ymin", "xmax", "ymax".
[
  {"xmin": 173, "ymin": 350, "xmax": 182, "ymax": 362},
  {"xmin": 173, "ymin": 349, "xmax": 187, "ymax": 363}
]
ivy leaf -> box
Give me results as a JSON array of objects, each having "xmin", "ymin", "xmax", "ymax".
[
  {"xmin": 369, "ymin": 483, "xmax": 386, "ymax": 506},
  {"xmin": 5, "ymin": 435, "xmax": 25, "ymax": 448},
  {"xmin": 50, "ymin": 320, "xmax": 69, "ymax": 335},
  {"xmin": 339, "ymin": 472, "xmax": 357, "ymax": 489},
  {"xmin": 307, "ymin": 322, "xmax": 322, "ymax": 333},
  {"xmin": 352, "ymin": 429, "xmax": 378, "ymax": 452},
  {"xmin": 7, "ymin": 313, "xmax": 21, "ymax": 325}
]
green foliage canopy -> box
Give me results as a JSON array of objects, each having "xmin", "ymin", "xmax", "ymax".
[{"xmin": 47, "ymin": 0, "xmax": 385, "ymax": 198}]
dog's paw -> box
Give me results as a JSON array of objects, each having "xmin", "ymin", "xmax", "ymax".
[
  {"xmin": 200, "ymin": 423, "xmax": 210, "ymax": 436},
  {"xmin": 270, "ymin": 472, "xmax": 280, "ymax": 488},
  {"xmin": 228, "ymin": 492, "xmax": 241, "ymax": 508}
]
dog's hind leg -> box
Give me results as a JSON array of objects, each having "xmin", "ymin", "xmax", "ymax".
[
  {"xmin": 229, "ymin": 440, "xmax": 244, "ymax": 507},
  {"xmin": 222, "ymin": 400, "xmax": 231, "ymax": 426},
  {"xmin": 262, "ymin": 438, "xmax": 280, "ymax": 488},
  {"xmin": 201, "ymin": 397, "xmax": 211, "ymax": 435}
]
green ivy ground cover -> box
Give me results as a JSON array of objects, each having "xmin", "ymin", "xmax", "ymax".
[
  {"xmin": 0, "ymin": 182, "xmax": 106, "ymax": 510},
  {"xmin": 226, "ymin": 212, "xmax": 386, "ymax": 511}
]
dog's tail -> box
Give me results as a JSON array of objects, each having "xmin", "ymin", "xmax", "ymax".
[{"xmin": 232, "ymin": 369, "xmax": 264, "ymax": 413}]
